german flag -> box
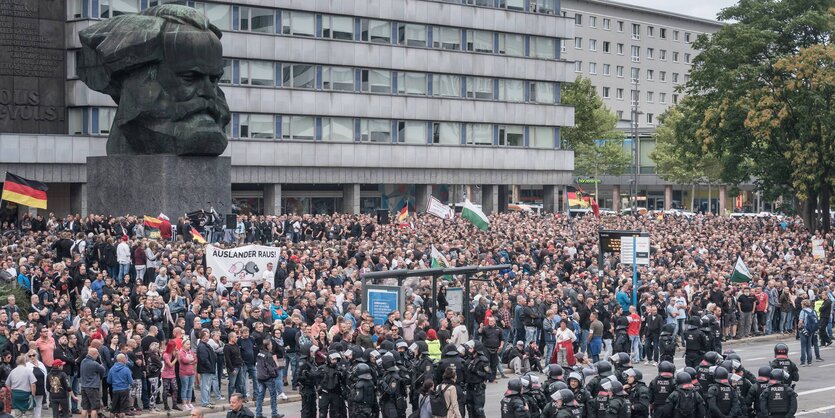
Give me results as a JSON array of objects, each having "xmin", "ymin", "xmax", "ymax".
[
  {"xmin": 1, "ymin": 173, "xmax": 47, "ymax": 209},
  {"xmin": 144, "ymin": 216, "xmax": 162, "ymax": 239},
  {"xmin": 190, "ymin": 226, "xmax": 206, "ymax": 244}
]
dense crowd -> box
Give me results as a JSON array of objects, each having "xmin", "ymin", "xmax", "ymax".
[{"xmin": 0, "ymin": 210, "xmax": 830, "ymax": 418}]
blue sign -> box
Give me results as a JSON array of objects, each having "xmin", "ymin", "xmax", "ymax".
[{"xmin": 366, "ymin": 287, "xmax": 400, "ymax": 326}]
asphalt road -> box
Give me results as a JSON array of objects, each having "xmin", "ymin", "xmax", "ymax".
[{"xmin": 196, "ymin": 336, "xmax": 835, "ymax": 418}]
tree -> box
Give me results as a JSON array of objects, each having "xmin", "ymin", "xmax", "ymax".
[
  {"xmin": 561, "ymin": 76, "xmax": 630, "ymax": 199},
  {"xmin": 681, "ymin": 0, "xmax": 834, "ymax": 230}
]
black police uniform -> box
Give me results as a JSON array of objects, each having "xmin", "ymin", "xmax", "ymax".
[
  {"xmin": 648, "ymin": 375, "xmax": 675, "ymax": 418},
  {"xmin": 317, "ymin": 356, "xmax": 346, "ymax": 418},
  {"xmin": 410, "ymin": 347, "xmax": 434, "ymax": 413},
  {"xmin": 349, "ymin": 365, "xmax": 375, "ymax": 418},
  {"xmin": 464, "ymin": 344, "xmax": 491, "ymax": 418},
  {"xmin": 769, "ymin": 356, "xmax": 800, "ymax": 384},
  {"xmin": 296, "ymin": 348, "xmax": 318, "ymax": 418},
  {"xmin": 664, "ymin": 387, "xmax": 706, "ymax": 418},
  {"xmin": 500, "ymin": 389, "xmax": 531, "ymax": 418},
  {"xmin": 706, "ymin": 381, "xmax": 741, "ymax": 418},
  {"xmin": 379, "ymin": 356, "xmax": 402, "ymax": 418},
  {"xmin": 628, "ymin": 381, "xmax": 651, "ymax": 418},
  {"xmin": 659, "ymin": 324, "xmax": 678, "ymax": 364},
  {"xmin": 758, "ymin": 381, "xmax": 797, "ymax": 418},
  {"xmin": 696, "ymin": 361, "xmax": 714, "ymax": 398},
  {"xmin": 683, "ymin": 319, "xmax": 708, "ymax": 368}
]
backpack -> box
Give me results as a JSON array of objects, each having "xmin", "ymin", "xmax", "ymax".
[
  {"xmin": 661, "ymin": 335, "xmax": 677, "ymax": 354},
  {"xmin": 430, "ymin": 384, "xmax": 452, "ymax": 416},
  {"xmin": 675, "ymin": 389, "xmax": 697, "ymax": 417},
  {"xmin": 804, "ymin": 309, "xmax": 819, "ymax": 334}
]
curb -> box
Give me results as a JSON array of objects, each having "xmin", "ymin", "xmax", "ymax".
[
  {"xmin": 724, "ymin": 333, "xmax": 796, "ymax": 346},
  {"xmin": 133, "ymin": 395, "xmax": 302, "ymax": 418}
]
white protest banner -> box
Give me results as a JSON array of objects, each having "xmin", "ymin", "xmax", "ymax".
[
  {"xmin": 426, "ymin": 196, "xmax": 454, "ymax": 220},
  {"xmin": 206, "ymin": 244, "xmax": 280, "ymax": 286},
  {"xmin": 446, "ymin": 287, "xmax": 464, "ymax": 313},
  {"xmin": 813, "ymin": 239, "xmax": 825, "ymax": 260}
]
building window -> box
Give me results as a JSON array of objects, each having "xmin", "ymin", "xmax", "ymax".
[
  {"xmin": 631, "ymin": 23, "xmax": 640, "ymax": 40},
  {"xmin": 433, "ymin": 122, "xmax": 460, "ymax": 144},
  {"xmin": 616, "ymin": 66, "xmax": 624, "ymax": 78},
  {"xmin": 498, "ymin": 33, "xmax": 524, "ymax": 56},
  {"xmin": 322, "ymin": 66, "xmax": 354, "ymax": 91},
  {"xmin": 197, "ymin": 3, "xmax": 232, "ymax": 31},
  {"xmin": 574, "ymin": 38, "xmax": 582, "ymax": 49},
  {"xmin": 631, "ymin": 46, "xmax": 640, "ymax": 62},
  {"xmin": 589, "ymin": 39, "xmax": 597, "ymax": 51},
  {"xmin": 219, "ymin": 59, "xmax": 233, "ymax": 84},
  {"xmin": 647, "ymin": 26, "xmax": 654, "ymax": 37},
  {"xmin": 280, "ymin": 116, "xmax": 314, "ymax": 140},
  {"xmin": 101, "ymin": 0, "xmax": 139, "ymax": 18},
  {"xmin": 672, "ymin": 72, "xmax": 679, "ymax": 83},
  {"xmin": 280, "ymin": 10, "xmax": 312, "ymax": 36},
  {"xmin": 68, "ymin": 108, "xmax": 85, "ymax": 135},
  {"xmin": 660, "ymin": 92, "xmax": 667, "ymax": 103},
  {"xmin": 323, "ymin": 15, "xmax": 354, "ymax": 40},
  {"xmin": 617, "ymin": 21, "xmax": 624, "ymax": 32},
  {"xmin": 647, "ymin": 113, "xmax": 654, "ymax": 124},
  {"xmin": 685, "ymin": 32, "xmax": 691, "ymax": 42},
  {"xmin": 617, "ymin": 43, "xmax": 624, "ymax": 55},
  {"xmin": 240, "ymin": 61, "xmax": 274, "ymax": 86},
  {"xmin": 466, "ymin": 77, "xmax": 494, "ymax": 99},
  {"xmin": 499, "ymin": 0, "xmax": 525, "ymax": 11},
  {"xmin": 466, "ymin": 30, "xmax": 494, "ymax": 53},
  {"xmin": 602, "ymin": 87, "xmax": 610, "ymax": 98},
  {"xmin": 589, "ymin": 16, "xmax": 597, "ymax": 27},
  {"xmin": 647, "ymin": 91, "xmax": 654, "ymax": 102},
  {"xmin": 603, "ymin": 64, "xmax": 610, "ymax": 76},
  {"xmin": 630, "ymin": 67, "xmax": 639, "ymax": 81},
  {"xmin": 574, "ymin": 61, "xmax": 582, "ymax": 73},
  {"xmin": 673, "ymin": 30, "xmax": 679, "ymax": 41},
  {"xmin": 498, "ymin": 79, "xmax": 525, "ymax": 102},
  {"xmin": 322, "ymin": 117, "xmax": 354, "ymax": 142},
  {"xmin": 240, "ymin": 114, "xmax": 275, "ymax": 139},
  {"xmin": 360, "ymin": 119, "xmax": 392, "ymax": 143},
  {"xmin": 241, "ymin": 7, "xmax": 274, "ymax": 33},
  {"xmin": 362, "ymin": 19, "xmax": 391, "ymax": 43},
  {"xmin": 603, "ymin": 18, "xmax": 611, "ymax": 30},
  {"xmin": 616, "ymin": 88, "xmax": 624, "ymax": 99},
  {"xmin": 660, "ymin": 28, "xmax": 667, "ymax": 39},
  {"xmin": 672, "ymin": 94, "xmax": 679, "ymax": 104},
  {"xmin": 660, "ymin": 49, "xmax": 667, "ymax": 61},
  {"xmin": 398, "ymin": 23, "xmax": 427, "ymax": 47},
  {"xmin": 647, "ymin": 48, "xmax": 654, "ymax": 59},
  {"xmin": 602, "ymin": 41, "xmax": 610, "ymax": 53},
  {"xmin": 646, "ymin": 69, "xmax": 653, "ymax": 81},
  {"xmin": 685, "ymin": 74, "xmax": 690, "ymax": 83},
  {"xmin": 530, "ymin": 37, "xmax": 556, "ymax": 59},
  {"xmin": 659, "ymin": 71, "xmax": 666, "ymax": 82},
  {"xmin": 574, "ymin": 14, "xmax": 582, "ymax": 25},
  {"xmin": 673, "ymin": 52, "xmax": 679, "ymax": 62},
  {"xmin": 529, "ymin": 126, "xmax": 553, "ymax": 148},
  {"xmin": 532, "ymin": 0, "xmax": 557, "ymax": 14},
  {"xmin": 588, "ymin": 62, "xmax": 597, "ymax": 74},
  {"xmin": 685, "ymin": 53, "xmax": 691, "ymax": 64},
  {"xmin": 433, "ymin": 27, "xmax": 461, "ymax": 50},
  {"xmin": 617, "ymin": 110, "xmax": 624, "ymax": 119},
  {"xmin": 280, "ymin": 64, "xmax": 314, "ymax": 89},
  {"xmin": 432, "ymin": 74, "xmax": 461, "ymax": 97},
  {"xmin": 466, "ymin": 123, "xmax": 493, "ymax": 145},
  {"xmin": 97, "ymin": 108, "xmax": 115, "ymax": 133},
  {"xmin": 361, "ymin": 69, "xmax": 392, "ymax": 93},
  {"xmin": 630, "ymin": 89, "xmax": 638, "ymax": 104},
  {"xmin": 529, "ymin": 81, "xmax": 555, "ymax": 103},
  {"xmin": 397, "ymin": 121, "xmax": 426, "ymax": 144},
  {"xmin": 397, "ymin": 72, "xmax": 428, "ymax": 95},
  {"xmin": 498, "ymin": 125, "xmax": 523, "ymax": 147}
]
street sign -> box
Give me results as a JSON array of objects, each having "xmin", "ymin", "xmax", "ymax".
[{"xmin": 620, "ymin": 236, "xmax": 650, "ymax": 265}]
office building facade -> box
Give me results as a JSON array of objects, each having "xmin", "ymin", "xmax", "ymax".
[{"xmin": 0, "ymin": 0, "xmax": 577, "ymax": 218}]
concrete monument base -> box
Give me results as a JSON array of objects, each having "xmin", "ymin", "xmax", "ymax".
[{"xmin": 87, "ymin": 155, "xmax": 231, "ymax": 218}]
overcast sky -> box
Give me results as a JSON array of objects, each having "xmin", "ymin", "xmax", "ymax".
[{"xmin": 614, "ymin": 0, "xmax": 738, "ymax": 21}]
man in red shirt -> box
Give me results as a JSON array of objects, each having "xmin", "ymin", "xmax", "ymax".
[
  {"xmin": 755, "ymin": 287, "xmax": 769, "ymax": 335},
  {"xmin": 627, "ymin": 306, "xmax": 642, "ymax": 363}
]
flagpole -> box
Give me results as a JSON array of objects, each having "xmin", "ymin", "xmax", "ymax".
[{"xmin": 632, "ymin": 236, "xmax": 638, "ymax": 307}]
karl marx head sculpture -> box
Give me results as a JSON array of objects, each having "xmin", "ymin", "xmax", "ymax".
[{"xmin": 78, "ymin": 5, "xmax": 231, "ymax": 156}]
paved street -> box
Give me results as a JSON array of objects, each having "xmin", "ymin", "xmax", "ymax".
[{"xmin": 189, "ymin": 336, "xmax": 835, "ymax": 418}]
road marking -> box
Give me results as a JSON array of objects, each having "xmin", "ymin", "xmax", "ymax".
[
  {"xmin": 817, "ymin": 363, "xmax": 835, "ymax": 368},
  {"xmin": 797, "ymin": 385, "xmax": 835, "ymax": 396},
  {"xmin": 798, "ymin": 405, "xmax": 835, "ymax": 416},
  {"xmin": 746, "ymin": 357, "xmax": 766, "ymax": 361}
]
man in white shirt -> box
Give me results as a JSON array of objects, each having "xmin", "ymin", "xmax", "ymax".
[
  {"xmin": 116, "ymin": 237, "xmax": 131, "ymax": 284},
  {"xmin": 261, "ymin": 262, "xmax": 275, "ymax": 286}
]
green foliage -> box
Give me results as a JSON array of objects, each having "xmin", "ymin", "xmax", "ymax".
[
  {"xmin": 574, "ymin": 141, "xmax": 631, "ymax": 179},
  {"xmin": 651, "ymin": 105, "xmax": 722, "ymax": 186},
  {"xmin": 561, "ymin": 76, "xmax": 624, "ymax": 150}
]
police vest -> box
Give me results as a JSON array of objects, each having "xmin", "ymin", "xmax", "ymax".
[
  {"xmin": 716, "ymin": 385, "xmax": 733, "ymax": 413},
  {"xmin": 596, "ymin": 393, "xmax": 610, "ymax": 413},
  {"xmin": 653, "ymin": 378, "xmax": 673, "ymax": 405},
  {"xmin": 767, "ymin": 385, "xmax": 789, "ymax": 414}
]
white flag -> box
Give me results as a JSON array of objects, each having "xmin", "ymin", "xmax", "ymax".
[{"xmin": 426, "ymin": 196, "xmax": 454, "ymax": 220}]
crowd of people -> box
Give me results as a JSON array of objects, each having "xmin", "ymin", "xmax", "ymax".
[{"xmin": 0, "ymin": 209, "xmax": 830, "ymax": 418}]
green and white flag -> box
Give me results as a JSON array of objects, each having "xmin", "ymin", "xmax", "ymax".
[
  {"xmin": 461, "ymin": 199, "xmax": 489, "ymax": 230},
  {"xmin": 430, "ymin": 245, "xmax": 450, "ymax": 269},
  {"xmin": 730, "ymin": 256, "xmax": 752, "ymax": 283}
]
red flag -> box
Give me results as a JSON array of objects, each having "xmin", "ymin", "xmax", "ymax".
[{"xmin": 591, "ymin": 197, "xmax": 600, "ymax": 218}]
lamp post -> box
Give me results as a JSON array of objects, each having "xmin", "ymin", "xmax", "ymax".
[{"xmin": 631, "ymin": 77, "xmax": 641, "ymax": 212}]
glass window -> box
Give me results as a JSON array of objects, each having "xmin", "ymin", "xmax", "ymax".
[
  {"xmin": 68, "ymin": 109, "xmax": 84, "ymax": 135},
  {"xmin": 685, "ymin": 32, "xmax": 691, "ymax": 42},
  {"xmin": 617, "ymin": 21, "xmax": 624, "ymax": 32},
  {"xmin": 616, "ymin": 88, "xmax": 623, "ymax": 99},
  {"xmin": 603, "ymin": 64, "xmax": 610, "ymax": 76},
  {"xmin": 630, "ymin": 67, "xmax": 639, "ymax": 81},
  {"xmin": 397, "ymin": 72, "xmax": 428, "ymax": 95},
  {"xmin": 201, "ymin": 3, "xmax": 231, "ymax": 30},
  {"xmin": 281, "ymin": 64, "xmax": 314, "ymax": 89},
  {"xmin": 574, "ymin": 14, "xmax": 582, "ymax": 25},
  {"xmin": 322, "ymin": 117, "xmax": 354, "ymax": 142},
  {"xmin": 498, "ymin": 79, "xmax": 524, "ymax": 102},
  {"xmin": 240, "ymin": 61, "xmax": 273, "ymax": 86},
  {"xmin": 660, "ymin": 50, "xmax": 667, "ymax": 61},
  {"xmin": 433, "ymin": 27, "xmax": 460, "ymax": 50},
  {"xmin": 360, "ymin": 119, "xmax": 392, "ymax": 143},
  {"xmin": 533, "ymin": 0, "xmax": 557, "ymax": 14},
  {"xmin": 529, "ymin": 82, "xmax": 554, "ymax": 104},
  {"xmin": 616, "ymin": 66, "xmax": 624, "ymax": 77},
  {"xmin": 673, "ymin": 52, "xmax": 679, "ymax": 62},
  {"xmin": 398, "ymin": 23, "xmax": 427, "ymax": 47},
  {"xmin": 602, "ymin": 87, "xmax": 610, "ymax": 98},
  {"xmin": 239, "ymin": 114, "xmax": 274, "ymax": 138},
  {"xmin": 574, "ymin": 61, "xmax": 582, "ymax": 73},
  {"xmin": 466, "ymin": 30, "xmax": 493, "ymax": 53},
  {"xmin": 673, "ymin": 30, "xmax": 679, "ymax": 41},
  {"xmin": 646, "ymin": 69, "xmax": 654, "ymax": 81},
  {"xmin": 498, "ymin": 33, "xmax": 524, "ymax": 56},
  {"xmin": 323, "ymin": 67, "xmax": 354, "ymax": 91},
  {"xmin": 111, "ymin": 0, "xmax": 139, "ymax": 16},
  {"xmin": 466, "ymin": 123, "xmax": 492, "ymax": 145},
  {"xmin": 685, "ymin": 53, "xmax": 691, "ymax": 64},
  {"xmin": 281, "ymin": 116, "xmax": 314, "ymax": 140},
  {"xmin": 647, "ymin": 91, "xmax": 654, "ymax": 102},
  {"xmin": 673, "ymin": 94, "xmax": 679, "ymax": 104},
  {"xmin": 99, "ymin": 108, "xmax": 116, "ymax": 134},
  {"xmin": 603, "ymin": 18, "xmax": 611, "ymax": 30},
  {"xmin": 466, "ymin": 77, "xmax": 493, "ymax": 99},
  {"xmin": 617, "ymin": 43, "xmax": 624, "ymax": 55},
  {"xmin": 219, "ymin": 59, "xmax": 233, "ymax": 84},
  {"xmin": 433, "ymin": 122, "xmax": 460, "ymax": 145},
  {"xmin": 632, "ymin": 23, "xmax": 640, "ymax": 40},
  {"xmin": 647, "ymin": 26, "xmax": 654, "ymax": 37},
  {"xmin": 589, "ymin": 62, "xmax": 597, "ymax": 74},
  {"xmin": 673, "ymin": 72, "xmax": 679, "ymax": 83},
  {"xmin": 362, "ymin": 19, "xmax": 391, "ymax": 43},
  {"xmin": 323, "ymin": 16, "xmax": 354, "ymax": 40},
  {"xmin": 531, "ymin": 37, "xmax": 555, "ymax": 59},
  {"xmin": 659, "ymin": 71, "xmax": 666, "ymax": 82},
  {"xmin": 603, "ymin": 41, "xmax": 610, "ymax": 53},
  {"xmin": 589, "ymin": 39, "xmax": 597, "ymax": 51},
  {"xmin": 248, "ymin": 7, "xmax": 274, "ymax": 33},
  {"xmin": 660, "ymin": 28, "xmax": 667, "ymax": 39},
  {"xmin": 432, "ymin": 74, "xmax": 461, "ymax": 97},
  {"xmin": 69, "ymin": 0, "xmax": 85, "ymax": 18},
  {"xmin": 281, "ymin": 11, "xmax": 313, "ymax": 36},
  {"xmin": 499, "ymin": 0, "xmax": 525, "ymax": 11},
  {"xmin": 529, "ymin": 126, "xmax": 553, "ymax": 148},
  {"xmin": 361, "ymin": 69, "xmax": 392, "ymax": 93},
  {"xmin": 647, "ymin": 113, "xmax": 654, "ymax": 124},
  {"xmin": 397, "ymin": 121, "xmax": 426, "ymax": 144},
  {"xmin": 574, "ymin": 38, "xmax": 582, "ymax": 49},
  {"xmin": 589, "ymin": 16, "xmax": 597, "ymax": 27},
  {"xmin": 631, "ymin": 46, "xmax": 640, "ymax": 61},
  {"xmin": 499, "ymin": 125, "xmax": 523, "ymax": 147},
  {"xmin": 660, "ymin": 92, "xmax": 666, "ymax": 103},
  {"xmin": 647, "ymin": 48, "xmax": 654, "ymax": 59}
]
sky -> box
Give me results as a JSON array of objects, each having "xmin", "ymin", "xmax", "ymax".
[{"xmin": 613, "ymin": 0, "xmax": 738, "ymax": 21}]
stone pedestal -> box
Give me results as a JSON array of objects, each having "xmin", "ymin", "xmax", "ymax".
[{"xmin": 87, "ymin": 155, "xmax": 231, "ymax": 218}]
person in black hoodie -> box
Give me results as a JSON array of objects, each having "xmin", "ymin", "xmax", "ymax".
[
  {"xmin": 818, "ymin": 290, "xmax": 832, "ymax": 346},
  {"xmin": 196, "ymin": 330, "xmax": 217, "ymax": 408},
  {"xmin": 642, "ymin": 306, "xmax": 664, "ymax": 364},
  {"xmin": 224, "ymin": 332, "xmax": 245, "ymax": 399}
]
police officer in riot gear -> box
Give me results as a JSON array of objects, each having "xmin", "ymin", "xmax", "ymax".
[
  {"xmin": 752, "ymin": 366, "xmax": 772, "ymax": 418},
  {"xmin": 349, "ymin": 363, "xmax": 375, "ymax": 418},
  {"xmin": 543, "ymin": 389, "xmax": 583, "ymax": 418},
  {"xmin": 409, "ymin": 342, "xmax": 434, "ymax": 413},
  {"xmin": 544, "ymin": 364, "xmax": 565, "ymax": 396},
  {"xmin": 613, "ymin": 317, "xmax": 630, "ymax": 354},
  {"xmin": 527, "ymin": 374, "xmax": 549, "ymax": 413},
  {"xmin": 706, "ymin": 314, "xmax": 722, "ymax": 353},
  {"xmin": 363, "ymin": 349, "xmax": 381, "ymax": 418},
  {"xmin": 696, "ymin": 351, "xmax": 723, "ymax": 397},
  {"xmin": 464, "ymin": 341, "xmax": 490, "ymax": 418},
  {"xmin": 758, "ymin": 369, "xmax": 797, "ymax": 418},
  {"xmin": 624, "ymin": 369, "xmax": 650, "ymax": 418},
  {"xmin": 659, "ymin": 323, "xmax": 678, "ymax": 364},
  {"xmin": 700, "ymin": 316, "xmax": 716, "ymax": 355},
  {"xmin": 664, "ymin": 372, "xmax": 706, "ymax": 418},
  {"xmin": 296, "ymin": 344, "xmax": 319, "ymax": 418},
  {"xmin": 706, "ymin": 366, "xmax": 742, "ymax": 418},
  {"xmin": 610, "ymin": 352, "xmax": 632, "ymax": 384},
  {"xmin": 520, "ymin": 374, "xmax": 541, "ymax": 417},
  {"xmin": 586, "ymin": 361, "xmax": 614, "ymax": 399},
  {"xmin": 683, "ymin": 367, "xmax": 701, "ymax": 393},
  {"xmin": 649, "ymin": 361, "xmax": 676, "ymax": 418},
  {"xmin": 770, "ymin": 343, "xmax": 800, "ymax": 384},
  {"xmin": 567, "ymin": 372, "xmax": 590, "ymax": 416},
  {"xmin": 683, "ymin": 316, "xmax": 708, "ymax": 368},
  {"xmin": 501, "ymin": 378, "xmax": 531, "ymax": 418},
  {"xmin": 378, "ymin": 353, "xmax": 402, "ymax": 418},
  {"xmin": 318, "ymin": 351, "xmax": 346, "ymax": 418}
]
